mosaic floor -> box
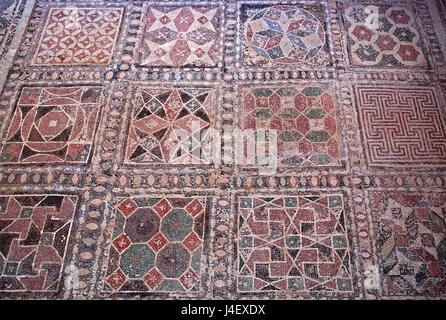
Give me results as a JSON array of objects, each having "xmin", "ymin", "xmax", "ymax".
[{"xmin": 0, "ymin": 0, "xmax": 446, "ymax": 300}]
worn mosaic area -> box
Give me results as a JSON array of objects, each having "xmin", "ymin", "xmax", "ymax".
[
  {"xmin": 0, "ymin": 0, "xmax": 445, "ymax": 300},
  {"xmin": 343, "ymin": 4, "xmax": 427, "ymax": 68},
  {"xmin": 367, "ymin": 191, "xmax": 446, "ymax": 296}
]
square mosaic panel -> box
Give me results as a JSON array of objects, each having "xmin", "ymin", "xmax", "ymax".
[
  {"xmin": 240, "ymin": 4, "xmax": 331, "ymax": 67},
  {"xmin": 138, "ymin": 6, "xmax": 220, "ymax": 67},
  {"xmin": 354, "ymin": 85, "xmax": 446, "ymax": 168},
  {"xmin": 124, "ymin": 87, "xmax": 216, "ymax": 165},
  {"xmin": 239, "ymin": 85, "xmax": 344, "ymax": 169},
  {"xmin": 0, "ymin": 86, "xmax": 104, "ymax": 164},
  {"xmin": 236, "ymin": 194, "xmax": 353, "ymax": 294},
  {"xmin": 0, "ymin": 194, "xmax": 79, "ymax": 292},
  {"xmin": 33, "ymin": 7, "xmax": 124, "ymax": 66},
  {"xmin": 103, "ymin": 195, "xmax": 210, "ymax": 294},
  {"xmin": 368, "ymin": 191, "xmax": 446, "ymax": 296},
  {"xmin": 343, "ymin": 4, "xmax": 427, "ymax": 68}
]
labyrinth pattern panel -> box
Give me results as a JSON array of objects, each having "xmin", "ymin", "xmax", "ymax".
[
  {"xmin": 354, "ymin": 86, "xmax": 446, "ymax": 168},
  {"xmin": 0, "ymin": 0, "xmax": 445, "ymax": 301}
]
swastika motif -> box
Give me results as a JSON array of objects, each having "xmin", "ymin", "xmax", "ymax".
[
  {"xmin": 236, "ymin": 194, "xmax": 353, "ymax": 294},
  {"xmin": 0, "ymin": 194, "xmax": 79, "ymax": 292},
  {"xmin": 354, "ymin": 86, "xmax": 446, "ymax": 167}
]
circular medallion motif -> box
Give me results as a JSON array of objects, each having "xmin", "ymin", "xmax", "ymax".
[{"xmin": 245, "ymin": 6, "xmax": 325, "ymax": 64}]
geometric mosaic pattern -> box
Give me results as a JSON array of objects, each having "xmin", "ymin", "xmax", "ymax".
[
  {"xmin": 236, "ymin": 194, "xmax": 353, "ymax": 294},
  {"xmin": 241, "ymin": 4, "xmax": 330, "ymax": 67},
  {"xmin": 138, "ymin": 6, "xmax": 220, "ymax": 67},
  {"xmin": 240, "ymin": 85, "xmax": 342, "ymax": 168},
  {"xmin": 354, "ymin": 86, "xmax": 446, "ymax": 167},
  {"xmin": 369, "ymin": 191, "xmax": 446, "ymax": 296},
  {"xmin": 0, "ymin": 0, "xmax": 446, "ymax": 301},
  {"xmin": 0, "ymin": 194, "xmax": 79, "ymax": 292},
  {"xmin": 33, "ymin": 7, "xmax": 124, "ymax": 66},
  {"xmin": 343, "ymin": 4, "xmax": 427, "ymax": 68},
  {"xmin": 0, "ymin": 86, "xmax": 104, "ymax": 164},
  {"xmin": 124, "ymin": 87, "xmax": 215, "ymax": 165},
  {"xmin": 103, "ymin": 195, "xmax": 209, "ymax": 293}
]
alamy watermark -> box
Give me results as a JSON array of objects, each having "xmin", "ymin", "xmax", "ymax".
[{"xmin": 163, "ymin": 121, "xmax": 279, "ymax": 174}]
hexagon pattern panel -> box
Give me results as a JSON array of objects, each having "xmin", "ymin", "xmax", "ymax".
[
  {"xmin": 240, "ymin": 85, "xmax": 344, "ymax": 169},
  {"xmin": 236, "ymin": 194, "xmax": 353, "ymax": 294},
  {"xmin": 103, "ymin": 195, "xmax": 209, "ymax": 293}
]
